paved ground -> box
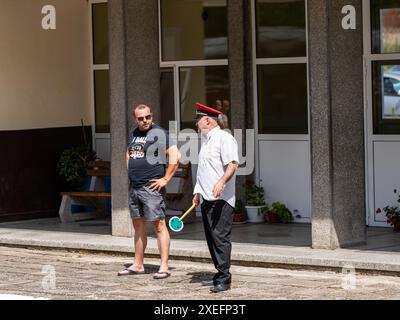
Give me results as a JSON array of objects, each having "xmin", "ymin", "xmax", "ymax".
[
  {"xmin": 0, "ymin": 246, "xmax": 400, "ymax": 300},
  {"xmin": 2, "ymin": 219, "xmax": 400, "ymax": 274}
]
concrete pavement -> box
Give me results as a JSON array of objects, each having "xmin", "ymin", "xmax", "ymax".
[
  {"xmin": 1, "ymin": 218, "xmax": 400, "ymax": 275},
  {"xmin": 0, "ymin": 246, "xmax": 400, "ymax": 300}
]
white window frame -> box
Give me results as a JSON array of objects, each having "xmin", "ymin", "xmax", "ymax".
[
  {"xmin": 158, "ymin": 0, "xmax": 229, "ymax": 132},
  {"xmin": 251, "ymin": 0, "xmax": 310, "ymax": 187},
  {"xmin": 89, "ymin": 0, "xmax": 110, "ymax": 148},
  {"xmin": 362, "ymin": 0, "xmax": 400, "ymax": 227}
]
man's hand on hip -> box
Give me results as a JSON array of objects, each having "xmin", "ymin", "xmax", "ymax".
[{"xmin": 149, "ymin": 178, "xmax": 168, "ymax": 191}]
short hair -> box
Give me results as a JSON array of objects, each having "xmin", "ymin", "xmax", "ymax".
[
  {"xmin": 217, "ymin": 118, "xmax": 227, "ymax": 129},
  {"xmin": 134, "ymin": 104, "xmax": 151, "ymax": 112}
]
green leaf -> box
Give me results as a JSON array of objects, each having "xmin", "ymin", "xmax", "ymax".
[{"xmin": 57, "ymin": 144, "xmax": 97, "ymax": 191}]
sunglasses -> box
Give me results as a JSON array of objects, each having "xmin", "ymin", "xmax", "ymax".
[{"xmin": 137, "ymin": 114, "xmax": 152, "ymax": 121}]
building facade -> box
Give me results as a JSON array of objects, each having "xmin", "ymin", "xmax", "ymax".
[{"xmin": 1, "ymin": 0, "xmax": 400, "ymax": 250}]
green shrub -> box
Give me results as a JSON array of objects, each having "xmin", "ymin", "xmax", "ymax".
[
  {"xmin": 271, "ymin": 202, "xmax": 293, "ymax": 223},
  {"xmin": 245, "ymin": 180, "xmax": 266, "ymax": 206},
  {"xmin": 57, "ymin": 145, "xmax": 97, "ymax": 191},
  {"xmin": 235, "ymin": 199, "xmax": 244, "ymax": 213}
]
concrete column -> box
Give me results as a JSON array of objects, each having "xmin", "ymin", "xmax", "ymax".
[
  {"xmin": 228, "ymin": 0, "xmax": 248, "ymax": 197},
  {"xmin": 123, "ymin": 0, "xmax": 160, "ymax": 126},
  {"xmin": 108, "ymin": 0, "xmax": 160, "ymax": 237},
  {"xmin": 108, "ymin": 0, "xmax": 131, "ymax": 237},
  {"xmin": 308, "ymin": 0, "xmax": 366, "ymax": 249},
  {"xmin": 243, "ymin": 0, "xmax": 253, "ymax": 132},
  {"xmin": 228, "ymin": 0, "xmax": 246, "ymax": 132}
]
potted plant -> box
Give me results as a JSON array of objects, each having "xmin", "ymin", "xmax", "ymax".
[
  {"xmin": 244, "ymin": 180, "xmax": 266, "ymax": 223},
  {"xmin": 260, "ymin": 205, "xmax": 273, "ymax": 222},
  {"xmin": 261, "ymin": 205, "xmax": 278, "ymax": 223},
  {"xmin": 57, "ymin": 144, "xmax": 97, "ymax": 191},
  {"xmin": 233, "ymin": 199, "xmax": 247, "ymax": 225},
  {"xmin": 267, "ymin": 202, "xmax": 293, "ymax": 224},
  {"xmin": 382, "ymin": 206, "xmax": 400, "ymax": 232},
  {"xmin": 376, "ymin": 190, "xmax": 400, "ymax": 232}
]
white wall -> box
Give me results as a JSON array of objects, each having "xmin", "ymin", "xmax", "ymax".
[
  {"xmin": 0, "ymin": 0, "xmax": 92, "ymax": 130},
  {"xmin": 258, "ymin": 140, "xmax": 312, "ymax": 223}
]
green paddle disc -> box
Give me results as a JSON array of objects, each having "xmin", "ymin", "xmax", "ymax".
[{"xmin": 169, "ymin": 216, "xmax": 184, "ymax": 232}]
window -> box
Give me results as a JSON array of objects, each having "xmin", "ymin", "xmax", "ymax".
[
  {"xmin": 254, "ymin": 0, "xmax": 308, "ymax": 135},
  {"xmin": 257, "ymin": 64, "xmax": 308, "ymax": 134},
  {"xmin": 159, "ymin": 0, "xmax": 229, "ymax": 131},
  {"xmin": 179, "ymin": 66, "xmax": 229, "ymax": 130},
  {"xmin": 369, "ymin": 0, "xmax": 400, "ymax": 134},
  {"xmin": 160, "ymin": 68, "xmax": 175, "ymax": 129},
  {"xmin": 160, "ymin": 0, "xmax": 228, "ymax": 61},
  {"xmin": 92, "ymin": 3, "xmax": 109, "ymax": 64},
  {"xmin": 94, "ymin": 70, "xmax": 110, "ymax": 133},
  {"xmin": 371, "ymin": 0, "xmax": 400, "ymax": 54},
  {"xmin": 373, "ymin": 62, "xmax": 400, "ymax": 133},
  {"xmin": 255, "ymin": 0, "xmax": 306, "ymax": 59},
  {"xmin": 91, "ymin": 1, "xmax": 109, "ymax": 133}
]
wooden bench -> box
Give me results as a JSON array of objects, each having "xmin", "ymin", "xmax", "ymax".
[
  {"xmin": 59, "ymin": 161, "xmax": 194, "ymax": 223},
  {"xmin": 165, "ymin": 162, "xmax": 191, "ymax": 202},
  {"xmin": 59, "ymin": 161, "xmax": 111, "ymax": 223}
]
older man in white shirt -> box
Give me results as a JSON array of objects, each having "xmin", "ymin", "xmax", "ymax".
[{"xmin": 192, "ymin": 103, "xmax": 239, "ymax": 293}]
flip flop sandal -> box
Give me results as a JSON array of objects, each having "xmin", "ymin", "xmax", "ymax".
[
  {"xmin": 117, "ymin": 268, "xmax": 145, "ymax": 276},
  {"xmin": 153, "ymin": 271, "xmax": 171, "ymax": 279}
]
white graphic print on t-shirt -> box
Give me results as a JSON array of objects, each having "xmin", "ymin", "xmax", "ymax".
[{"xmin": 129, "ymin": 136, "xmax": 147, "ymax": 159}]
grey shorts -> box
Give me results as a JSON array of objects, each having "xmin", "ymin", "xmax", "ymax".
[{"xmin": 128, "ymin": 183, "xmax": 166, "ymax": 221}]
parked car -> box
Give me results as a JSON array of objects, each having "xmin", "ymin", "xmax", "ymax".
[{"xmin": 383, "ymin": 72, "xmax": 400, "ymax": 118}]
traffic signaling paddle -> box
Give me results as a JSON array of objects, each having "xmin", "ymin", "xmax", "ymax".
[{"xmin": 168, "ymin": 203, "xmax": 196, "ymax": 232}]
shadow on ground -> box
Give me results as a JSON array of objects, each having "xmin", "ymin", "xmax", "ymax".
[{"xmin": 186, "ymin": 272, "xmax": 215, "ymax": 285}]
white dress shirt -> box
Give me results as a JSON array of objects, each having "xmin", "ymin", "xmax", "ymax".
[{"xmin": 194, "ymin": 126, "xmax": 239, "ymax": 207}]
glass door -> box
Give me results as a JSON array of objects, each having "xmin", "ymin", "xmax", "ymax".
[
  {"xmin": 252, "ymin": 0, "xmax": 311, "ymax": 223},
  {"xmin": 90, "ymin": 0, "xmax": 110, "ymax": 161},
  {"xmin": 364, "ymin": 0, "xmax": 400, "ymax": 226}
]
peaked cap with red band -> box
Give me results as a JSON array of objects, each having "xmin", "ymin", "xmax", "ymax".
[{"xmin": 195, "ymin": 102, "xmax": 223, "ymax": 119}]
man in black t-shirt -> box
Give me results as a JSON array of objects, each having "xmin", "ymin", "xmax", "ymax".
[{"xmin": 118, "ymin": 104, "xmax": 180, "ymax": 280}]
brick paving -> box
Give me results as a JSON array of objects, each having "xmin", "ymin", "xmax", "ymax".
[{"xmin": 0, "ymin": 246, "xmax": 400, "ymax": 300}]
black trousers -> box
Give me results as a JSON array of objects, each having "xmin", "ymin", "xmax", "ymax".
[{"xmin": 201, "ymin": 199, "xmax": 234, "ymax": 285}]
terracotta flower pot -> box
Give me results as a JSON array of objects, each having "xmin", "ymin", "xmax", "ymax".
[
  {"xmin": 391, "ymin": 216, "xmax": 400, "ymax": 232},
  {"xmin": 233, "ymin": 212, "xmax": 247, "ymax": 225},
  {"xmin": 267, "ymin": 211, "xmax": 280, "ymax": 223}
]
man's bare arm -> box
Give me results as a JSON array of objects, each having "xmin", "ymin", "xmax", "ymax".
[
  {"xmin": 126, "ymin": 148, "xmax": 130, "ymax": 169},
  {"xmin": 212, "ymin": 161, "xmax": 239, "ymax": 198},
  {"xmin": 149, "ymin": 145, "xmax": 181, "ymax": 191},
  {"xmin": 164, "ymin": 145, "xmax": 181, "ymax": 181}
]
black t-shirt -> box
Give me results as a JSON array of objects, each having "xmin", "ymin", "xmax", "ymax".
[{"xmin": 127, "ymin": 124, "xmax": 172, "ymax": 188}]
